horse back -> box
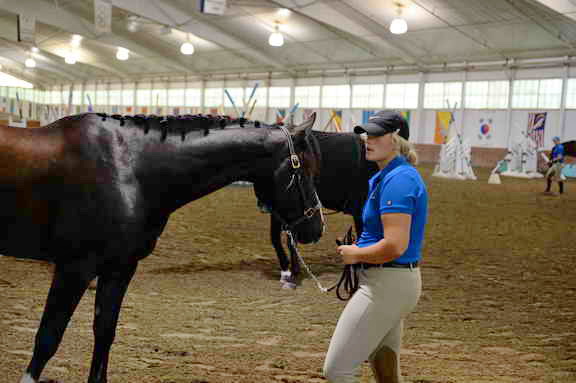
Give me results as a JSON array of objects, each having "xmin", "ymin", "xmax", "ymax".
[{"xmin": 0, "ymin": 115, "xmax": 151, "ymax": 262}]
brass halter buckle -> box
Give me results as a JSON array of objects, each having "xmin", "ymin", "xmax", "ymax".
[
  {"xmin": 290, "ymin": 154, "xmax": 301, "ymax": 169},
  {"xmin": 304, "ymin": 207, "xmax": 316, "ymax": 218}
]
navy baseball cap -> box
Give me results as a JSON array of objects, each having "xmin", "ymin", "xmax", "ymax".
[{"xmin": 354, "ymin": 110, "xmax": 409, "ymax": 140}]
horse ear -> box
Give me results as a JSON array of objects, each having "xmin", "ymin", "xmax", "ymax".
[{"xmin": 293, "ymin": 112, "xmax": 316, "ymax": 136}]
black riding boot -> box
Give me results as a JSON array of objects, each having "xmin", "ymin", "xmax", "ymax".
[
  {"xmin": 559, "ymin": 181, "xmax": 564, "ymax": 194},
  {"xmin": 545, "ymin": 178, "xmax": 552, "ymax": 192}
]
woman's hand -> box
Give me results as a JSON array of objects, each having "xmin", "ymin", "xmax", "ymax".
[{"xmin": 337, "ymin": 245, "xmax": 360, "ymax": 264}]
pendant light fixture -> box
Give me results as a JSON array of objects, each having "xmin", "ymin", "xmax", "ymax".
[
  {"xmin": 390, "ymin": 2, "xmax": 408, "ymax": 35},
  {"xmin": 268, "ymin": 22, "xmax": 284, "ymax": 47},
  {"xmin": 180, "ymin": 34, "xmax": 195, "ymax": 55}
]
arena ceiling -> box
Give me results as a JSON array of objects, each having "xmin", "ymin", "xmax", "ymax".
[{"xmin": 1, "ymin": 0, "xmax": 576, "ymax": 86}]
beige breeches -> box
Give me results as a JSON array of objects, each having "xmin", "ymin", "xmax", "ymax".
[
  {"xmin": 546, "ymin": 163, "xmax": 565, "ymax": 182},
  {"xmin": 323, "ymin": 267, "xmax": 422, "ymax": 383}
]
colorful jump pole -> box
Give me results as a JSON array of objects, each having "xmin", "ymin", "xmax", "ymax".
[{"xmin": 224, "ymin": 89, "xmax": 241, "ymax": 118}]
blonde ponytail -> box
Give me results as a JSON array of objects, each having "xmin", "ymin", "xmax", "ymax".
[{"xmin": 392, "ymin": 132, "xmax": 418, "ymax": 165}]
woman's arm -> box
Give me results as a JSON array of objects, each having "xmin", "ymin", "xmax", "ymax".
[{"xmin": 338, "ymin": 213, "xmax": 411, "ymax": 264}]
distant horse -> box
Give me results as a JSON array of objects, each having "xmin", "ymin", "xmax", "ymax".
[
  {"xmin": 562, "ymin": 140, "xmax": 576, "ymax": 157},
  {"xmin": 0, "ymin": 112, "xmax": 324, "ymax": 383},
  {"xmin": 257, "ymin": 130, "xmax": 379, "ymax": 288}
]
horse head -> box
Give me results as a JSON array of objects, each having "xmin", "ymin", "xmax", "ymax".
[{"xmin": 254, "ymin": 113, "xmax": 324, "ymax": 244}]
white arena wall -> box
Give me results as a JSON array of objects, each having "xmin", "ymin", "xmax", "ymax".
[{"xmin": 3, "ymin": 65, "xmax": 576, "ymax": 168}]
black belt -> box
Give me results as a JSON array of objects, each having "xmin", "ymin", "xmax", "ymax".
[{"xmin": 358, "ymin": 261, "xmax": 419, "ymax": 269}]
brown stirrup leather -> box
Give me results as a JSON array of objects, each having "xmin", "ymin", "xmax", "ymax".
[{"xmin": 371, "ymin": 347, "xmax": 400, "ymax": 383}]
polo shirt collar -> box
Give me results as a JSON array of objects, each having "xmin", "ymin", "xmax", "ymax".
[{"xmin": 372, "ymin": 155, "xmax": 407, "ymax": 183}]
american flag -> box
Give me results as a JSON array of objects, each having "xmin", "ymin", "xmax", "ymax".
[{"xmin": 527, "ymin": 112, "xmax": 547, "ymax": 149}]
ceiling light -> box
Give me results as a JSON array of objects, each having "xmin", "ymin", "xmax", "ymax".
[
  {"xmin": 390, "ymin": 3, "xmax": 408, "ymax": 35},
  {"xmin": 268, "ymin": 24, "xmax": 284, "ymax": 47},
  {"xmin": 180, "ymin": 41, "xmax": 195, "ymax": 55},
  {"xmin": 390, "ymin": 18, "xmax": 408, "ymax": 34},
  {"xmin": 277, "ymin": 8, "xmax": 291, "ymax": 18},
  {"xmin": 71, "ymin": 34, "xmax": 83, "ymax": 47},
  {"xmin": 31, "ymin": 46, "xmax": 39, "ymax": 53},
  {"xmin": 116, "ymin": 47, "xmax": 130, "ymax": 61},
  {"xmin": 25, "ymin": 58, "xmax": 36, "ymax": 68},
  {"xmin": 65, "ymin": 51, "xmax": 79, "ymax": 64}
]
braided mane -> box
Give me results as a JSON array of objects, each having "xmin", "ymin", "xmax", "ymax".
[{"xmin": 94, "ymin": 113, "xmax": 264, "ymax": 142}]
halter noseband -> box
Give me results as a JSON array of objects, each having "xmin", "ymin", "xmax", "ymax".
[{"xmin": 268, "ymin": 126, "xmax": 325, "ymax": 233}]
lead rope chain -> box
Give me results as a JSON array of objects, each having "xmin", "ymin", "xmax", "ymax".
[{"xmin": 285, "ymin": 230, "xmax": 337, "ymax": 293}]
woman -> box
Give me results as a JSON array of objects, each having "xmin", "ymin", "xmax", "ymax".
[
  {"xmin": 544, "ymin": 136, "xmax": 565, "ymax": 195},
  {"xmin": 323, "ymin": 110, "xmax": 428, "ymax": 383}
]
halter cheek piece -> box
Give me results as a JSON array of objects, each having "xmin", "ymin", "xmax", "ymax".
[{"xmin": 267, "ymin": 126, "xmax": 324, "ymax": 233}]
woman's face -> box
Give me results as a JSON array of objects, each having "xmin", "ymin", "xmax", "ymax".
[{"xmin": 365, "ymin": 133, "xmax": 396, "ymax": 164}]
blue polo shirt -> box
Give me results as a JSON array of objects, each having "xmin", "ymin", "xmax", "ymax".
[
  {"xmin": 356, "ymin": 156, "xmax": 428, "ymax": 264},
  {"xmin": 551, "ymin": 144, "xmax": 564, "ymax": 163}
]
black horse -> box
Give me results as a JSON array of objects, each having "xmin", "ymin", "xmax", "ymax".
[
  {"xmin": 562, "ymin": 140, "xmax": 576, "ymax": 157},
  {"xmin": 0, "ymin": 112, "xmax": 324, "ymax": 383},
  {"xmin": 259, "ymin": 130, "xmax": 379, "ymax": 288}
]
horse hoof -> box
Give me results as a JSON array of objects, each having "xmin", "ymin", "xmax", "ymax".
[{"xmin": 281, "ymin": 281, "xmax": 297, "ymax": 289}]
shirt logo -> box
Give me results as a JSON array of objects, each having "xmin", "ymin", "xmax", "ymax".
[{"xmin": 387, "ymin": 200, "xmax": 392, "ymax": 205}]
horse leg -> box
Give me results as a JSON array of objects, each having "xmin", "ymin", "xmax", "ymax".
[
  {"xmin": 270, "ymin": 216, "xmax": 294, "ymax": 288},
  {"xmin": 20, "ymin": 264, "xmax": 95, "ymax": 383},
  {"xmin": 87, "ymin": 262, "xmax": 138, "ymax": 383}
]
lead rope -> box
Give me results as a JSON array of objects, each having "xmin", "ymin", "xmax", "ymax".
[
  {"xmin": 285, "ymin": 230, "xmax": 334, "ymax": 293},
  {"xmin": 285, "ymin": 226, "xmax": 358, "ymax": 300},
  {"xmin": 334, "ymin": 227, "xmax": 359, "ymax": 301}
]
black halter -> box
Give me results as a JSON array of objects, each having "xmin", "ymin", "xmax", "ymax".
[{"xmin": 268, "ymin": 126, "xmax": 324, "ymax": 233}]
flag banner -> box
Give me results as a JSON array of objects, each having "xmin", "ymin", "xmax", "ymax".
[
  {"xmin": 526, "ymin": 112, "xmax": 546, "ymax": 149},
  {"xmin": 67, "ymin": 85, "xmax": 73, "ymax": 115},
  {"xmin": 140, "ymin": 106, "xmax": 148, "ymax": 115},
  {"xmin": 328, "ymin": 109, "xmax": 343, "ymax": 132},
  {"xmin": 17, "ymin": 15, "xmax": 35, "ymax": 43},
  {"xmin": 94, "ymin": 0, "xmax": 112, "ymax": 34},
  {"xmin": 125, "ymin": 106, "xmax": 133, "ymax": 114},
  {"xmin": 86, "ymin": 94, "xmax": 93, "ymax": 112},
  {"xmin": 400, "ymin": 110, "xmax": 411, "ymax": 123},
  {"xmin": 303, "ymin": 108, "xmax": 314, "ymax": 121},
  {"xmin": 22, "ymin": 101, "xmax": 29, "ymax": 119},
  {"xmin": 200, "ymin": 0, "xmax": 227, "ymax": 15},
  {"xmin": 276, "ymin": 108, "xmax": 286, "ymax": 124},
  {"xmin": 362, "ymin": 110, "xmax": 376, "ymax": 124},
  {"xmin": 434, "ymin": 111, "xmax": 452, "ymax": 144},
  {"xmin": 173, "ymin": 107, "xmax": 180, "ymax": 115},
  {"xmin": 478, "ymin": 117, "xmax": 493, "ymax": 142}
]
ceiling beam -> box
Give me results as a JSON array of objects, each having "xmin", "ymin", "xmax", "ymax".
[
  {"xmin": 267, "ymin": 0, "xmax": 384, "ymax": 62},
  {"xmin": 0, "ymin": 0, "xmax": 193, "ymax": 75},
  {"xmin": 110, "ymin": 0, "xmax": 293, "ymax": 73},
  {"xmin": 411, "ymin": 0, "xmax": 507, "ymax": 59},
  {"xmin": 0, "ymin": 19, "xmax": 126, "ymax": 82},
  {"xmin": 505, "ymin": 0, "xmax": 576, "ymax": 52},
  {"xmin": 273, "ymin": 0, "xmax": 425, "ymax": 67},
  {"xmin": 0, "ymin": 38, "xmax": 85, "ymax": 82},
  {"xmin": 0, "ymin": 56, "xmax": 53, "ymax": 87}
]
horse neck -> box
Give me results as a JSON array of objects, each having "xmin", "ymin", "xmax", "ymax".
[{"xmin": 137, "ymin": 127, "xmax": 276, "ymax": 210}]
